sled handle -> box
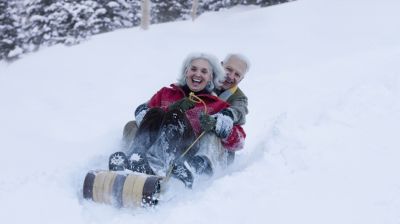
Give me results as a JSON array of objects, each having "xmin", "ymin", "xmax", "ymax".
[{"xmin": 189, "ymin": 92, "xmax": 208, "ymax": 114}]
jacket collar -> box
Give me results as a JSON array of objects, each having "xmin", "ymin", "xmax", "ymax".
[{"xmin": 171, "ymin": 83, "xmax": 217, "ymax": 97}]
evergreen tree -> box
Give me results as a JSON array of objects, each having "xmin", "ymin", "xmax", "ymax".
[
  {"xmin": 22, "ymin": 0, "xmax": 57, "ymax": 50},
  {"xmin": 241, "ymin": 0, "xmax": 290, "ymax": 7},
  {"xmin": 66, "ymin": 0, "xmax": 102, "ymax": 43},
  {"xmin": 45, "ymin": 1, "xmax": 74, "ymax": 44},
  {"xmin": 84, "ymin": 0, "xmax": 132, "ymax": 34},
  {"xmin": 0, "ymin": 0, "xmax": 22, "ymax": 60},
  {"xmin": 127, "ymin": 0, "xmax": 142, "ymax": 27},
  {"xmin": 199, "ymin": 0, "xmax": 239, "ymax": 14},
  {"xmin": 1, "ymin": 0, "xmax": 296, "ymax": 62},
  {"xmin": 151, "ymin": 0, "xmax": 192, "ymax": 24}
]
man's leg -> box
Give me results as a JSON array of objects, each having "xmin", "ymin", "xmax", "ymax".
[{"xmin": 146, "ymin": 109, "xmax": 197, "ymax": 173}]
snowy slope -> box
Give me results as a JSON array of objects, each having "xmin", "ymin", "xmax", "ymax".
[{"xmin": 1, "ymin": 0, "xmax": 400, "ymax": 223}]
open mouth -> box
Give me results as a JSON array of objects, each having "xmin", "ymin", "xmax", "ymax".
[{"xmin": 192, "ymin": 77, "xmax": 203, "ymax": 84}]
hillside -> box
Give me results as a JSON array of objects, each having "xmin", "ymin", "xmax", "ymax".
[{"xmin": 1, "ymin": 0, "xmax": 399, "ymax": 223}]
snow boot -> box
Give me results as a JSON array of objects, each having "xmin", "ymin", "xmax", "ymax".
[
  {"xmin": 171, "ymin": 163, "xmax": 194, "ymax": 189},
  {"xmin": 128, "ymin": 153, "xmax": 155, "ymax": 175},
  {"xmin": 109, "ymin": 152, "xmax": 129, "ymax": 171},
  {"xmin": 188, "ymin": 155, "xmax": 213, "ymax": 176}
]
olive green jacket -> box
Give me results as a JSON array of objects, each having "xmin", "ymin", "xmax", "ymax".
[{"xmin": 217, "ymin": 87, "xmax": 248, "ymax": 125}]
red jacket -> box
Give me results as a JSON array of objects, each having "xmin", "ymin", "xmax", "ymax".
[{"xmin": 147, "ymin": 84, "xmax": 245, "ymax": 151}]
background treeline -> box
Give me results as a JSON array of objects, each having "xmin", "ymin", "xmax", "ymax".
[{"xmin": 0, "ymin": 0, "xmax": 293, "ymax": 62}]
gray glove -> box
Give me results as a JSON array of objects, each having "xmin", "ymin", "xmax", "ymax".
[{"xmin": 212, "ymin": 109, "xmax": 234, "ymax": 138}]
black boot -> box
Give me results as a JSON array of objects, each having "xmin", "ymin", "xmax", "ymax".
[
  {"xmin": 188, "ymin": 155, "xmax": 213, "ymax": 176},
  {"xmin": 109, "ymin": 152, "xmax": 129, "ymax": 171},
  {"xmin": 128, "ymin": 153, "xmax": 155, "ymax": 175},
  {"xmin": 171, "ymin": 163, "xmax": 194, "ymax": 189}
]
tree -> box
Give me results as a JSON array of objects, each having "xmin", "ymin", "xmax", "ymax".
[
  {"xmin": 151, "ymin": 0, "xmax": 192, "ymax": 24},
  {"xmin": 0, "ymin": 0, "xmax": 22, "ymax": 60},
  {"xmin": 22, "ymin": 0, "xmax": 57, "ymax": 50}
]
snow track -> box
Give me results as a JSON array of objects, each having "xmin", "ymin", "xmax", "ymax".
[{"xmin": 1, "ymin": 0, "xmax": 400, "ymax": 223}]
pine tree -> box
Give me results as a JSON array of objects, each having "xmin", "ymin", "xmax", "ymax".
[
  {"xmin": 22, "ymin": 0, "xmax": 57, "ymax": 50},
  {"xmin": 197, "ymin": 0, "xmax": 239, "ymax": 16},
  {"xmin": 85, "ymin": 0, "xmax": 132, "ymax": 34},
  {"xmin": 1, "ymin": 0, "xmax": 296, "ymax": 62},
  {"xmin": 241, "ymin": 0, "xmax": 290, "ymax": 7},
  {"xmin": 0, "ymin": 0, "xmax": 22, "ymax": 60},
  {"xmin": 66, "ymin": 0, "xmax": 102, "ymax": 44},
  {"xmin": 151, "ymin": 0, "xmax": 192, "ymax": 24},
  {"xmin": 45, "ymin": 1, "xmax": 74, "ymax": 45}
]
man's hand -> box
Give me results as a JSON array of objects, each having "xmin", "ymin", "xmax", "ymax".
[{"xmin": 199, "ymin": 112, "xmax": 217, "ymax": 132}]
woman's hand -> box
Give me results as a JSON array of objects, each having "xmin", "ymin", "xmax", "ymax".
[{"xmin": 168, "ymin": 97, "xmax": 196, "ymax": 112}]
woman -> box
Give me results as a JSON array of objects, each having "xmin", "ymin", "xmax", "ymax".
[{"xmin": 109, "ymin": 53, "xmax": 245, "ymax": 188}]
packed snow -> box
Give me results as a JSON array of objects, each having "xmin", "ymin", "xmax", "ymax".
[{"xmin": 1, "ymin": 0, "xmax": 400, "ymax": 223}]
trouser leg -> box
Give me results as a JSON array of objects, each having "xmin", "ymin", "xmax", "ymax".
[
  {"xmin": 146, "ymin": 109, "xmax": 197, "ymax": 174},
  {"xmin": 194, "ymin": 133, "xmax": 228, "ymax": 173},
  {"xmin": 126, "ymin": 108, "xmax": 164, "ymax": 158}
]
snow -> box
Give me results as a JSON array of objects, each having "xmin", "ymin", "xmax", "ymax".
[{"xmin": 1, "ymin": 0, "xmax": 400, "ymax": 223}]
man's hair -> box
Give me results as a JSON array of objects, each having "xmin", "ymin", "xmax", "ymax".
[{"xmin": 223, "ymin": 53, "xmax": 250, "ymax": 75}]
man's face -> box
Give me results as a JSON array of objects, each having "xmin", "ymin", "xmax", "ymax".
[{"xmin": 220, "ymin": 56, "xmax": 247, "ymax": 90}]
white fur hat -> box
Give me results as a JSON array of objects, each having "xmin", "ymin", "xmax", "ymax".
[{"xmin": 177, "ymin": 53, "xmax": 226, "ymax": 92}]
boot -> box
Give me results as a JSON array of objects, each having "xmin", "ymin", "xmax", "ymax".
[
  {"xmin": 128, "ymin": 153, "xmax": 155, "ymax": 175},
  {"xmin": 171, "ymin": 163, "xmax": 194, "ymax": 189},
  {"xmin": 188, "ymin": 155, "xmax": 213, "ymax": 176},
  {"xmin": 109, "ymin": 152, "xmax": 129, "ymax": 171}
]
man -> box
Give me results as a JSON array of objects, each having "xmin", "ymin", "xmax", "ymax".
[{"xmin": 216, "ymin": 54, "xmax": 250, "ymax": 126}]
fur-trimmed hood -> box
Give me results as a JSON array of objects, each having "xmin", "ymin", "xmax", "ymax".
[{"xmin": 177, "ymin": 53, "xmax": 226, "ymax": 92}]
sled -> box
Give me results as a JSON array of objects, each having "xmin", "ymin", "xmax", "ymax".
[
  {"xmin": 82, "ymin": 93, "xmax": 233, "ymax": 208},
  {"xmin": 83, "ymin": 170, "xmax": 163, "ymax": 207}
]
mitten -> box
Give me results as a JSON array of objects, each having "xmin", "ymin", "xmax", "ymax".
[
  {"xmin": 213, "ymin": 109, "xmax": 234, "ymax": 139},
  {"xmin": 199, "ymin": 112, "xmax": 217, "ymax": 132},
  {"xmin": 168, "ymin": 98, "xmax": 196, "ymax": 112}
]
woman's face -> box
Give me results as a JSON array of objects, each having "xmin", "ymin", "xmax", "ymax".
[{"xmin": 185, "ymin": 59, "xmax": 212, "ymax": 92}]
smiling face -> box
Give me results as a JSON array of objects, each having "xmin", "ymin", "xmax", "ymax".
[
  {"xmin": 185, "ymin": 59, "xmax": 212, "ymax": 92},
  {"xmin": 220, "ymin": 56, "xmax": 247, "ymax": 90}
]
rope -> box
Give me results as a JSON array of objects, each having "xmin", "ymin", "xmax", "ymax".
[
  {"xmin": 164, "ymin": 92, "xmax": 208, "ymax": 182},
  {"xmin": 188, "ymin": 92, "xmax": 207, "ymax": 114}
]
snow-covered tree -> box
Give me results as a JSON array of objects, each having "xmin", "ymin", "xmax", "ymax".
[
  {"xmin": 151, "ymin": 0, "xmax": 192, "ymax": 24},
  {"xmin": 0, "ymin": 0, "xmax": 23, "ymax": 60},
  {"xmin": 86, "ymin": 0, "xmax": 134, "ymax": 33},
  {"xmin": 1, "ymin": 0, "xmax": 296, "ymax": 62},
  {"xmin": 241, "ymin": 0, "xmax": 291, "ymax": 7},
  {"xmin": 22, "ymin": 0, "xmax": 57, "ymax": 50}
]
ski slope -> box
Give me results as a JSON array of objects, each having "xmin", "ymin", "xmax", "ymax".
[{"xmin": 1, "ymin": 0, "xmax": 400, "ymax": 223}]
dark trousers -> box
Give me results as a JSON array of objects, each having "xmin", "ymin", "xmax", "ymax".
[{"xmin": 127, "ymin": 108, "xmax": 198, "ymax": 171}]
